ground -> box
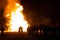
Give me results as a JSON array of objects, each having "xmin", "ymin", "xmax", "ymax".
[
  {"xmin": 0, "ymin": 32, "xmax": 34, "ymax": 40},
  {"xmin": 0, "ymin": 32, "xmax": 60, "ymax": 40}
]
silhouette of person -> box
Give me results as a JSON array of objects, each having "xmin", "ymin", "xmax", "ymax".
[
  {"xmin": 27, "ymin": 26, "xmax": 33, "ymax": 36},
  {"xmin": 43, "ymin": 24, "xmax": 47, "ymax": 36},
  {"xmin": 1, "ymin": 26, "xmax": 4, "ymax": 37},
  {"xmin": 0, "ymin": 9, "xmax": 5, "ymax": 37},
  {"xmin": 19, "ymin": 26, "xmax": 23, "ymax": 35},
  {"xmin": 27, "ymin": 27, "xmax": 30, "ymax": 35}
]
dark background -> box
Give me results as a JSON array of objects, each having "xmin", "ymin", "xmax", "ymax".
[{"xmin": 20, "ymin": 0, "xmax": 60, "ymax": 26}]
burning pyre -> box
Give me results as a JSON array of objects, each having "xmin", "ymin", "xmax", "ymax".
[{"xmin": 4, "ymin": 0, "xmax": 29, "ymax": 32}]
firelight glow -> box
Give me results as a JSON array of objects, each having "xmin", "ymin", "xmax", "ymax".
[{"xmin": 5, "ymin": 3, "xmax": 29, "ymax": 32}]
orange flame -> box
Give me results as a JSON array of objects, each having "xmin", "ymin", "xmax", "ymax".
[{"xmin": 4, "ymin": 3, "xmax": 29, "ymax": 32}]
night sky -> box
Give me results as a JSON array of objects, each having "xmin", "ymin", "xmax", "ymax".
[
  {"xmin": 20, "ymin": 0, "xmax": 60, "ymax": 26},
  {"xmin": 0, "ymin": 0, "xmax": 60, "ymax": 26}
]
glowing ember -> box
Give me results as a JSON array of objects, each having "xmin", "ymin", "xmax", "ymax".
[{"xmin": 4, "ymin": 3, "xmax": 29, "ymax": 32}]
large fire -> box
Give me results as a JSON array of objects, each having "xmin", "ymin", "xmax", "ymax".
[{"xmin": 4, "ymin": 3, "xmax": 29, "ymax": 32}]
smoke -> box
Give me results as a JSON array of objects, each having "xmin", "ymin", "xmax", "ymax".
[{"xmin": 25, "ymin": 10, "xmax": 52, "ymax": 26}]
